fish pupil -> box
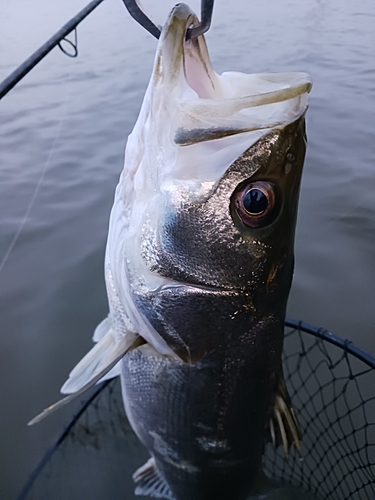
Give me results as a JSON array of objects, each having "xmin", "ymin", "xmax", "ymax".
[{"xmin": 243, "ymin": 188, "xmax": 268, "ymax": 215}]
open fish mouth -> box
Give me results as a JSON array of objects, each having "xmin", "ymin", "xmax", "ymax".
[
  {"xmin": 174, "ymin": 72, "xmax": 312, "ymax": 147},
  {"xmin": 117, "ymin": 2, "xmax": 312, "ymax": 221},
  {"xmin": 157, "ymin": 3, "xmax": 312, "ymax": 147}
]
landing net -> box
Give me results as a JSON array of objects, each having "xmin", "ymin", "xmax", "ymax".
[
  {"xmin": 264, "ymin": 319, "xmax": 375, "ymax": 499},
  {"xmin": 18, "ymin": 320, "xmax": 375, "ymax": 500}
]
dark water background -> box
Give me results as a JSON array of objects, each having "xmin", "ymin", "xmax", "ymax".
[{"xmin": 0, "ymin": 0, "xmax": 374, "ymax": 497}]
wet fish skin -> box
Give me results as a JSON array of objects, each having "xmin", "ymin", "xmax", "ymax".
[
  {"xmin": 122, "ymin": 117, "xmax": 307, "ymax": 500},
  {"xmin": 132, "ymin": 117, "xmax": 307, "ymax": 364},
  {"xmin": 123, "ymin": 344, "xmax": 267, "ymax": 500}
]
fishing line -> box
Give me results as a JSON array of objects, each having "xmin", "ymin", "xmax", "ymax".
[{"xmin": 0, "ymin": 86, "xmax": 70, "ymax": 275}]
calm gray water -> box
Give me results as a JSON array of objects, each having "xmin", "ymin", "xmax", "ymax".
[{"xmin": 0, "ymin": 0, "xmax": 374, "ymax": 498}]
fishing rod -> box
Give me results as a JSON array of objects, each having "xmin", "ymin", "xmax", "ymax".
[
  {"xmin": 0, "ymin": 0, "xmax": 105, "ymax": 100},
  {"xmin": 0, "ymin": 0, "xmax": 214, "ymax": 101}
]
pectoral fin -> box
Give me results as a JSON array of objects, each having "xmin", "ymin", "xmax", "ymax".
[
  {"xmin": 28, "ymin": 332, "xmax": 141, "ymax": 426},
  {"xmin": 61, "ymin": 327, "xmax": 120, "ymax": 394},
  {"xmin": 269, "ymin": 375, "xmax": 301, "ymax": 456},
  {"xmin": 74, "ymin": 315, "xmax": 123, "ymax": 384},
  {"xmin": 92, "ymin": 315, "xmax": 112, "ymax": 343}
]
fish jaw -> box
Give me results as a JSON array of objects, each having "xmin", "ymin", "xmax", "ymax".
[{"xmin": 121, "ymin": 338, "xmax": 280, "ymax": 500}]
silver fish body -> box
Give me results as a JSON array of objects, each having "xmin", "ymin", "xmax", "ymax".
[
  {"xmin": 121, "ymin": 116, "xmax": 307, "ymax": 500},
  {"xmin": 33, "ymin": 3, "xmax": 312, "ymax": 498},
  {"xmin": 123, "ymin": 344, "xmax": 272, "ymax": 500}
]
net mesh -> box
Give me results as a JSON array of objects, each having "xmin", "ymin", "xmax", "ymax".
[
  {"xmin": 263, "ymin": 321, "xmax": 375, "ymax": 500},
  {"xmin": 19, "ymin": 321, "xmax": 375, "ymax": 500}
]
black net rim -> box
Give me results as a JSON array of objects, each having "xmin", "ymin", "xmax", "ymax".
[{"xmin": 285, "ymin": 318, "xmax": 375, "ymax": 370}]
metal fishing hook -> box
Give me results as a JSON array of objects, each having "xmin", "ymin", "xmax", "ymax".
[
  {"xmin": 122, "ymin": 0, "xmax": 214, "ymax": 40},
  {"xmin": 188, "ymin": 0, "xmax": 214, "ymax": 39}
]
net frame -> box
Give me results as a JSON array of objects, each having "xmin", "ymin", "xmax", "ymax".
[{"xmin": 263, "ymin": 319, "xmax": 375, "ymax": 499}]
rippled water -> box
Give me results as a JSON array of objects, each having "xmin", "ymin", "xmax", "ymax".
[{"xmin": 0, "ymin": 0, "xmax": 374, "ymax": 497}]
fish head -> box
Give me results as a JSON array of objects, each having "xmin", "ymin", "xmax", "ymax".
[
  {"xmin": 145, "ymin": 116, "xmax": 307, "ymax": 296},
  {"xmin": 108, "ymin": 3, "xmax": 311, "ymax": 363}
]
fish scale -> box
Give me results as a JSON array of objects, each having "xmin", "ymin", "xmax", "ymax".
[{"xmin": 122, "ymin": 342, "xmax": 273, "ymax": 500}]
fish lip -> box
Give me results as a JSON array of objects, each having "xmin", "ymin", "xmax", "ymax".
[{"xmin": 154, "ymin": 279, "xmax": 238, "ymax": 294}]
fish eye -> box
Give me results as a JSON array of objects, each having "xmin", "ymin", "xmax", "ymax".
[
  {"xmin": 232, "ymin": 181, "xmax": 277, "ymax": 228},
  {"xmin": 243, "ymin": 188, "xmax": 268, "ymax": 215}
]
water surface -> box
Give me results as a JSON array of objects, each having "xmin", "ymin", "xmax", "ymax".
[{"xmin": 0, "ymin": 0, "xmax": 374, "ymax": 497}]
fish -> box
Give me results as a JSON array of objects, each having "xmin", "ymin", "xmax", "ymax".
[{"xmin": 29, "ymin": 3, "xmax": 312, "ymax": 499}]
